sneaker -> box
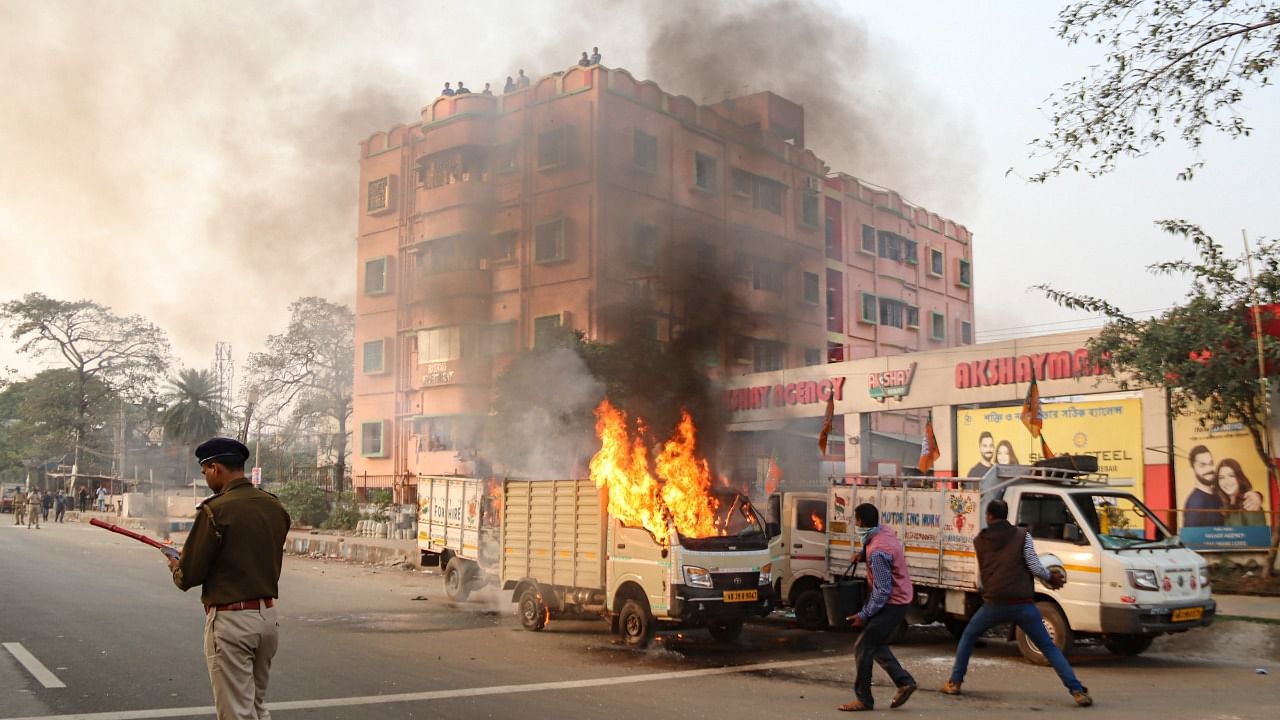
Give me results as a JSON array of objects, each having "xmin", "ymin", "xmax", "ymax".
[
  {"xmin": 1072, "ymin": 689, "xmax": 1093, "ymax": 707},
  {"xmin": 941, "ymin": 680, "xmax": 962, "ymax": 696}
]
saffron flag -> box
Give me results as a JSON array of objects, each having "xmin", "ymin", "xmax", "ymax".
[
  {"xmin": 818, "ymin": 392, "xmax": 835, "ymax": 455},
  {"xmin": 1040, "ymin": 435, "xmax": 1056, "ymax": 460},
  {"xmin": 919, "ymin": 412, "xmax": 941, "ymax": 473},
  {"xmin": 765, "ymin": 449, "xmax": 783, "ymax": 495},
  {"xmin": 1020, "ymin": 376, "xmax": 1044, "ymax": 438}
]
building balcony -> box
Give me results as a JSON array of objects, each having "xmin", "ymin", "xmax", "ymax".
[
  {"xmin": 415, "ymin": 178, "xmax": 494, "ymax": 212},
  {"xmin": 404, "ymin": 267, "xmax": 491, "ymax": 305}
]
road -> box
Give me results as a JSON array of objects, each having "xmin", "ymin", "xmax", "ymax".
[{"xmin": 2, "ymin": 519, "xmax": 1278, "ymax": 720}]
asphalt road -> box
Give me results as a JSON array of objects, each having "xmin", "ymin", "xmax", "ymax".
[{"xmin": 2, "ymin": 519, "xmax": 1278, "ymax": 720}]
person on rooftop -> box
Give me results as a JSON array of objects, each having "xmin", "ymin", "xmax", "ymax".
[
  {"xmin": 590, "ymin": 46, "xmax": 601, "ymax": 65},
  {"xmin": 456, "ymin": 81, "xmax": 470, "ymax": 94},
  {"xmin": 441, "ymin": 82, "xmax": 454, "ymax": 97},
  {"xmin": 503, "ymin": 76, "xmax": 516, "ymax": 93},
  {"xmin": 516, "ymin": 69, "xmax": 530, "ymax": 88},
  {"xmin": 481, "ymin": 82, "xmax": 493, "ymax": 96},
  {"xmin": 578, "ymin": 51, "xmax": 590, "ymax": 67}
]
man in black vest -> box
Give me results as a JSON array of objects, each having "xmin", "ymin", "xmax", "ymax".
[{"xmin": 942, "ymin": 499, "xmax": 1092, "ymax": 707}]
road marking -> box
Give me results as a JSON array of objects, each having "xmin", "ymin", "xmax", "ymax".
[
  {"xmin": 2, "ymin": 642, "xmax": 67, "ymax": 689},
  {"xmin": 3, "ymin": 653, "xmax": 852, "ymax": 720}
]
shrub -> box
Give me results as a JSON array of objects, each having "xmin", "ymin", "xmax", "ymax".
[
  {"xmin": 275, "ymin": 481, "xmax": 329, "ymax": 527},
  {"xmin": 324, "ymin": 491, "xmax": 361, "ymax": 530}
]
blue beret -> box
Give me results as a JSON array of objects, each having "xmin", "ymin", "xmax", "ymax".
[{"xmin": 195, "ymin": 437, "xmax": 251, "ymax": 465}]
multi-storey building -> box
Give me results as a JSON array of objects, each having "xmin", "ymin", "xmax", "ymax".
[{"xmin": 351, "ymin": 63, "xmax": 975, "ymax": 490}]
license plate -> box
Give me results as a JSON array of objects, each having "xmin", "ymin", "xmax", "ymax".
[
  {"xmin": 723, "ymin": 589, "xmax": 758, "ymax": 603},
  {"xmin": 1171, "ymin": 607, "xmax": 1203, "ymax": 622}
]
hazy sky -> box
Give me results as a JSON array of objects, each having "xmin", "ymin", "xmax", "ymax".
[{"xmin": 1, "ymin": 0, "xmax": 1276, "ymax": 382}]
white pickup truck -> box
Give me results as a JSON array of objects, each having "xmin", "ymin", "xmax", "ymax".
[{"xmin": 772, "ymin": 463, "xmax": 1215, "ymax": 662}]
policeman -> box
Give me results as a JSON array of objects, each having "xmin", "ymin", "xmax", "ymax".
[{"xmin": 169, "ymin": 437, "xmax": 291, "ymax": 720}]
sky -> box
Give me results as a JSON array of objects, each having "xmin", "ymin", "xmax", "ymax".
[{"xmin": 0, "ymin": 0, "xmax": 1276, "ymax": 384}]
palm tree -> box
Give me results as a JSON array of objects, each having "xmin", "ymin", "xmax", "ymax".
[{"xmin": 161, "ymin": 369, "xmax": 223, "ymax": 446}]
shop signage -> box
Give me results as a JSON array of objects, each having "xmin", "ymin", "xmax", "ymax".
[
  {"xmin": 723, "ymin": 376, "xmax": 846, "ymax": 412},
  {"xmin": 954, "ymin": 347, "xmax": 1104, "ymax": 389},
  {"xmin": 868, "ymin": 362, "xmax": 916, "ymax": 401},
  {"xmin": 422, "ymin": 361, "xmax": 455, "ymax": 386}
]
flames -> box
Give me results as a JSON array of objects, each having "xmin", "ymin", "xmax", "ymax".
[
  {"xmin": 589, "ymin": 399, "xmax": 723, "ymax": 544},
  {"xmin": 811, "ymin": 510, "xmax": 824, "ymax": 532}
]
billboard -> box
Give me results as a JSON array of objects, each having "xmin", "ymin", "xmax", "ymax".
[
  {"xmin": 1173, "ymin": 413, "xmax": 1273, "ymax": 550},
  {"xmin": 957, "ymin": 398, "xmax": 1145, "ymax": 498}
]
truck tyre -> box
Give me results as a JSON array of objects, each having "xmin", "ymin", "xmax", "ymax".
[
  {"xmin": 444, "ymin": 559, "xmax": 472, "ymax": 602},
  {"xmin": 1104, "ymin": 635, "xmax": 1153, "ymax": 657},
  {"xmin": 518, "ymin": 588, "xmax": 548, "ymax": 631},
  {"xmin": 793, "ymin": 588, "xmax": 829, "ymax": 630},
  {"xmin": 618, "ymin": 599, "xmax": 653, "ymax": 647},
  {"xmin": 943, "ymin": 617, "xmax": 969, "ymax": 640},
  {"xmin": 707, "ymin": 619, "xmax": 744, "ymax": 642},
  {"xmin": 1016, "ymin": 601, "xmax": 1073, "ymax": 666}
]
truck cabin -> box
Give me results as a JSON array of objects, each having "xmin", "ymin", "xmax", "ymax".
[{"xmin": 677, "ymin": 491, "xmax": 769, "ymax": 551}]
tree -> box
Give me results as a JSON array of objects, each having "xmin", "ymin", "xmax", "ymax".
[
  {"xmin": 161, "ymin": 369, "xmax": 223, "ymax": 446},
  {"xmin": 0, "ymin": 368, "xmax": 117, "ymax": 479},
  {"xmin": 1031, "ymin": 1, "xmax": 1280, "ymax": 181},
  {"xmin": 0, "ymin": 293, "xmax": 170, "ymax": 457},
  {"xmin": 1038, "ymin": 221, "xmax": 1280, "ymax": 574},
  {"xmin": 246, "ymin": 298, "xmax": 353, "ymax": 493}
]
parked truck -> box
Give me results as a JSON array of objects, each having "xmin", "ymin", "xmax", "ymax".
[
  {"xmin": 417, "ymin": 475, "xmax": 500, "ymax": 601},
  {"xmin": 774, "ymin": 463, "xmax": 1215, "ymax": 662},
  {"xmin": 500, "ymin": 478, "xmax": 775, "ymax": 646}
]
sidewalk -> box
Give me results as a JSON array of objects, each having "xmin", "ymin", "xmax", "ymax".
[
  {"xmin": 285, "ymin": 529, "xmax": 421, "ymax": 566},
  {"xmin": 1215, "ymin": 593, "xmax": 1280, "ymax": 622}
]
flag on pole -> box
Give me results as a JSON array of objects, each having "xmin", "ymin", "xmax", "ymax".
[
  {"xmin": 1040, "ymin": 436, "xmax": 1056, "ymax": 460},
  {"xmin": 818, "ymin": 392, "xmax": 836, "ymax": 455},
  {"xmin": 919, "ymin": 412, "xmax": 941, "ymax": 473},
  {"xmin": 765, "ymin": 449, "xmax": 783, "ymax": 495},
  {"xmin": 1020, "ymin": 376, "xmax": 1044, "ymax": 437}
]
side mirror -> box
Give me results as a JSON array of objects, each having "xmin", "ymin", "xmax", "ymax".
[
  {"xmin": 1063, "ymin": 523, "xmax": 1083, "ymax": 543},
  {"xmin": 766, "ymin": 521, "xmax": 781, "ymax": 539}
]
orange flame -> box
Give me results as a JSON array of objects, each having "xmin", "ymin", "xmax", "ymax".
[
  {"xmin": 589, "ymin": 400, "xmax": 725, "ymax": 544},
  {"xmin": 811, "ymin": 510, "xmax": 825, "ymax": 533}
]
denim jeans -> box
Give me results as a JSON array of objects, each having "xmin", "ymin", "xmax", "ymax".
[
  {"xmin": 853, "ymin": 602, "xmax": 914, "ymax": 706},
  {"xmin": 949, "ymin": 602, "xmax": 1084, "ymax": 693}
]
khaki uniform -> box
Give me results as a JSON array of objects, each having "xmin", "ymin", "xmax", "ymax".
[
  {"xmin": 13, "ymin": 496, "xmax": 25, "ymax": 524},
  {"xmin": 26, "ymin": 492, "xmax": 40, "ymax": 528},
  {"xmin": 173, "ymin": 478, "xmax": 291, "ymax": 720}
]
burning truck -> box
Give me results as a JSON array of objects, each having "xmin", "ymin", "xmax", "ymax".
[{"xmin": 418, "ymin": 400, "xmax": 774, "ymax": 645}]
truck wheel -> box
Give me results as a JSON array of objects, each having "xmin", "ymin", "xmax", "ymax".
[
  {"xmin": 943, "ymin": 617, "xmax": 969, "ymax": 640},
  {"xmin": 618, "ymin": 599, "xmax": 653, "ymax": 647},
  {"xmin": 518, "ymin": 588, "xmax": 548, "ymax": 631},
  {"xmin": 1016, "ymin": 601, "xmax": 1073, "ymax": 666},
  {"xmin": 708, "ymin": 619, "xmax": 744, "ymax": 642},
  {"xmin": 444, "ymin": 559, "xmax": 472, "ymax": 602},
  {"xmin": 1104, "ymin": 635, "xmax": 1153, "ymax": 657},
  {"xmin": 793, "ymin": 589, "xmax": 829, "ymax": 631}
]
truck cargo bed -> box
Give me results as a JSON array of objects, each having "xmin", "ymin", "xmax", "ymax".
[{"xmin": 501, "ymin": 479, "xmax": 607, "ymax": 591}]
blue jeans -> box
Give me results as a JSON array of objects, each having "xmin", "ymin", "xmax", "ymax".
[{"xmin": 949, "ymin": 602, "xmax": 1084, "ymax": 693}]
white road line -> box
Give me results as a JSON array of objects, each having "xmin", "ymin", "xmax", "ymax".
[
  {"xmin": 2, "ymin": 642, "xmax": 67, "ymax": 689},
  {"xmin": 3, "ymin": 653, "xmax": 852, "ymax": 720}
]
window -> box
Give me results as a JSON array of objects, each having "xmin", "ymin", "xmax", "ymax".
[
  {"xmin": 904, "ymin": 239, "xmax": 918, "ymax": 264},
  {"xmin": 906, "ymin": 305, "xmax": 919, "ymax": 328},
  {"xmin": 804, "ymin": 347, "xmax": 822, "ymax": 366},
  {"xmin": 631, "ymin": 224, "xmax": 658, "ymax": 267},
  {"xmin": 752, "ymin": 339, "xmax": 785, "ymax": 372},
  {"xmin": 494, "ymin": 141, "xmax": 519, "ymax": 173},
  {"xmin": 418, "ymin": 148, "xmax": 488, "ymax": 189},
  {"xmin": 367, "ymin": 177, "xmax": 390, "ymax": 213},
  {"xmin": 733, "ymin": 335, "xmax": 753, "ymax": 364},
  {"xmin": 879, "ymin": 298, "xmax": 906, "ymax": 328},
  {"xmin": 753, "ymin": 177, "xmax": 784, "ymax": 214},
  {"xmin": 362, "ymin": 339, "xmax": 386, "ymax": 374},
  {"xmin": 961, "ymin": 320, "xmax": 973, "ymax": 345},
  {"xmin": 732, "ymin": 169, "xmax": 751, "ymax": 196},
  {"xmin": 860, "ymin": 293, "xmax": 877, "ymax": 324},
  {"xmin": 930, "ymin": 311, "xmax": 945, "ymax": 340},
  {"xmin": 1018, "ymin": 493, "xmax": 1087, "ymax": 544},
  {"xmin": 537, "ymin": 127, "xmax": 567, "ymax": 170},
  {"xmin": 533, "ymin": 314, "xmax": 562, "ymax": 349},
  {"xmin": 534, "ymin": 218, "xmax": 566, "ymax": 263},
  {"xmin": 825, "ymin": 218, "xmax": 839, "ymax": 257},
  {"xmin": 877, "ymin": 231, "xmax": 902, "ymax": 261},
  {"xmin": 364, "ymin": 257, "xmax": 388, "ymax": 295},
  {"xmin": 694, "ymin": 153, "xmax": 717, "ymax": 191},
  {"xmin": 861, "ymin": 224, "xmax": 876, "ymax": 254},
  {"xmin": 958, "ymin": 259, "xmax": 972, "ymax": 287},
  {"xmin": 752, "ymin": 257, "xmax": 785, "ymax": 295},
  {"xmin": 633, "ymin": 130, "xmax": 657, "ymax": 172},
  {"xmin": 416, "ymin": 236, "xmax": 482, "ymax": 274},
  {"xmin": 492, "ymin": 231, "xmax": 516, "ymax": 263},
  {"xmin": 801, "ymin": 192, "xmax": 819, "ymax": 227},
  {"xmin": 420, "ymin": 417, "xmax": 457, "ymax": 452},
  {"xmin": 929, "ymin": 248, "xmax": 944, "ymax": 277},
  {"xmin": 802, "ymin": 272, "xmax": 820, "ymax": 304},
  {"xmin": 360, "ymin": 420, "xmax": 385, "ymax": 458},
  {"xmin": 418, "ymin": 326, "xmax": 462, "ymax": 363},
  {"xmin": 795, "ymin": 499, "xmax": 827, "ymax": 532}
]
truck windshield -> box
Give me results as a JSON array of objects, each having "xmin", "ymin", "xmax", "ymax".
[
  {"xmin": 678, "ymin": 494, "xmax": 768, "ymax": 551},
  {"xmin": 1071, "ymin": 493, "xmax": 1175, "ymax": 550}
]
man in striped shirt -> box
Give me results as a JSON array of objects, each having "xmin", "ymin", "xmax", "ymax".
[
  {"xmin": 943, "ymin": 499, "xmax": 1092, "ymax": 707},
  {"xmin": 838, "ymin": 503, "xmax": 917, "ymax": 712}
]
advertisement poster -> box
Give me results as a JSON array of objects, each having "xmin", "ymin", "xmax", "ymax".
[
  {"xmin": 957, "ymin": 397, "xmax": 1145, "ymax": 498},
  {"xmin": 1173, "ymin": 413, "xmax": 1273, "ymax": 550}
]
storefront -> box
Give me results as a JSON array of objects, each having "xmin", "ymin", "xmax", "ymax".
[{"xmin": 722, "ymin": 329, "xmax": 1275, "ymax": 552}]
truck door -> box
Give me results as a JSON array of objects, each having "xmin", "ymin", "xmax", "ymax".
[{"xmin": 1016, "ymin": 492, "xmax": 1102, "ymax": 631}]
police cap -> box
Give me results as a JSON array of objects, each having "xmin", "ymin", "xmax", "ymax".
[{"xmin": 195, "ymin": 437, "xmax": 251, "ymax": 466}]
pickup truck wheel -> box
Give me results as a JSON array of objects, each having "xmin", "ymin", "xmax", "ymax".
[
  {"xmin": 707, "ymin": 619, "xmax": 744, "ymax": 642},
  {"xmin": 444, "ymin": 559, "xmax": 472, "ymax": 602},
  {"xmin": 518, "ymin": 588, "xmax": 548, "ymax": 631},
  {"xmin": 1015, "ymin": 601, "xmax": 1073, "ymax": 666},
  {"xmin": 793, "ymin": 589, "xmax": 829, "ymax": 630},
  {"xmin": 1104, "ymin": 635, "xmax": 1153, "ymax": 657},
  {"xmin": 618, "ymin": 599, "xmax": 653, "ymax": 647}
]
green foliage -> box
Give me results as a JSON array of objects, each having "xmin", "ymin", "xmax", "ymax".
[
  {"xmin": 275, "ymin": 480, "xmax": 330, "ymax": 527},
  {"xmin": 1031, "ymin": 1, "xmax": 1280, "ymax": 182},
  {"xmin": 368, "ymin": 488, "xmax": 392, "ymax": 505},
  {"xmin": 161, "ymin": 369, "xmax": 223, "ymax": 446},
  {"xmin": 323, "ymin": 491, "xmax": 361, "ymax": 530}
]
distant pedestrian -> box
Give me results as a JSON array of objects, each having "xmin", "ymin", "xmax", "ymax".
[
  {"xmin": 55, "ymin": 492, "xmax": 66, "ymax": 522},
  {"xmin": 456, "ymin": 81, "xmax": 470, "ymax": 94},
  {"xmin": 503, "ymin": 75, "xmax": 516, "ymax": 93},
  {"xmin": 589, "ymin": 46, "xmax": 601, "ymax": 64},
  {"xmin": 26, "ymin": 490, "xmax": 41, "ymax": 529},
  {"xmin": 78, "ymin": 487, "xmax": 88, "ymax": 512},
  {"xmin": 481, "ymin": 82, "xmax": 493, "ymax": 96},
  {"xmin": 838, "ymin": 503, "xmax": 916, "ymax": 712},
  {"xmin": 169, "ymin": 438, "xmax": 291, "ymax": 720},
  {"xmin": 942, "ymin": 499, "xmax": 1092, "ymax": 706},
  {"xmin": 14, "ymin": 492, "xmax": 26, "ymax": 525},
  {"xmin": 441, "ymin": 82, "xmax": 455, "ymax": 97},
  {"xmin": 96, "ymin": 486, "xmax": 107, "ymax": 512},
  {"xmin": 42, "ymin": 491, "xmax": 52, "ymax": 521},
  {"xmin": 578, "ymin": 51, "xmax": 590, "ymax": 67},
  {"xmin": 516, "ymin": 69, "xmax": 530, "ymax": 88}
]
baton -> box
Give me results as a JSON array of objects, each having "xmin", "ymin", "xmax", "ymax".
[{"xmin": 89, "ymin": 518, "xmax": 181, "ymax": 560}]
